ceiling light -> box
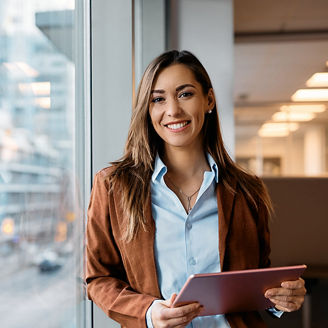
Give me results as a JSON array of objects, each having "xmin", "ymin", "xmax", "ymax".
[
  {"xmin": 16, "ymin": 62, "xmax": 39, "ymax": 77},
  {"xmin": 306, "ymin": 73, "xmax": 328, "ymax": 87},
  {"xmin": 291, "ymin": 89, "xmax": 328, "ymax": 101},
  {"xmin": 272, "ymin": 111, "xmax": 315, "ymax": 122},
  {"xmin": 3, "ymin": 62, "xmax": 19, "ymax": 74},
  {"xmin": 19, "ymin": 82, "xmax": 51, "ymax": 96},
  {"xmin": 35, "ymin": 97, "xmax": 51, "ymax": 109},
  {"xmin": 258, "ymin": 123, "xmax": 299, "ymax": 137},
  {"xmin": 3, "ymin": 62, "xmax": 39, "ymax": 77},
  {"xmin": 280, "ymin": 104, "xmax": 326, "ymax": 113}
]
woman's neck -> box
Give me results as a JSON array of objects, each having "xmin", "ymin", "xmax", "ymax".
[{"xmin": 163, "ymin": 144, "xmax": 210, "ymax": 179}]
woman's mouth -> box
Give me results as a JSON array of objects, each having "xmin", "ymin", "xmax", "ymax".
[{"xmin": 164, "ymin": 121, "xmax": 191, "ymax": 131}]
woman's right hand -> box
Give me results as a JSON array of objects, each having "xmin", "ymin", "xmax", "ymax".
[{"xmin": 151, "ymin": 293, "xmax": 202, "ymax": 328}]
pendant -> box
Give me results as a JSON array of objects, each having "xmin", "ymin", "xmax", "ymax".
[{"xmin": 187, "ymin": 196, "xmax": 192, "ymax": 214}]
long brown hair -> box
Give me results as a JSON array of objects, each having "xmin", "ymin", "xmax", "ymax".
[{"xmin": 109, "ymin": 50, "xmax": 272, "ymax": 242}]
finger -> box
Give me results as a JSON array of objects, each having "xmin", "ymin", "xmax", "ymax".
[
  {"xmin": 163, "ymin": 307, "xmax": 202, "ymax": 327},
  {"xmin": 281, "ymin": 278, "xmax": 305, "ymax": 289},
  {"xmin": 265, "ymin": 286, "xmax": 306, "ymax": 298},
  {"xmin": 160, "ymin": 302, "xmax": 202, "ymax": 320},
  {"xmin": 269, "ymin": 299, "xmax": 301, "ymax": 312},
  {"xmin": 268, "ymin": 295, "xmax": 304, "ymax": 304},
  {"xmin": 162, "ymin": 293, "xmax": 178, "ymax": 307}
]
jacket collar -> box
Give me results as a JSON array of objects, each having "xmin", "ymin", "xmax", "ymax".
[{"xmin": 217, "ymin": 179, "xmax": 236, "ymax": 270}]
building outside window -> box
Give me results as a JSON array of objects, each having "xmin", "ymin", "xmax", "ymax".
[{"xmin": 0, "ymin": 1, "xmax": 86, "ymax": 327}]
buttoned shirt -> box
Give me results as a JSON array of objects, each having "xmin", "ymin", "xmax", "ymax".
[{"xmin": 146, "ymin": 154, "xmax": 231, "ymax": 328}]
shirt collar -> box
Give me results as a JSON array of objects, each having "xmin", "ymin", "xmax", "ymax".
[
  {"xmin": 152, "ymin": 154, "xmax": 167, "ymax": 183},
  {"xmin": 152, "ymin": 153, "xmax": 219, "ymax": 183},
  {"xmin": 206, "ymin": 153, "xmax": 219, "ymax": 183}
]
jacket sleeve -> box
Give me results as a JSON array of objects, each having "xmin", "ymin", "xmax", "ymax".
[{"xmin": 85, "ymin": 170, "xmax": 157, "ymax": 328}]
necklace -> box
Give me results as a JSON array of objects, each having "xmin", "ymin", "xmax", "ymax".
[{"xmin": 165, "ymin": 175, "xmax": 201, "ymax": 214}]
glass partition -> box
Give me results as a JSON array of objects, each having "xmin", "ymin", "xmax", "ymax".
[{"xmin": 0, "ymin": 0, "xmax": 86, "ymax": 326}]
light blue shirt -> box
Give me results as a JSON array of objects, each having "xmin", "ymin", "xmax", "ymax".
[{"xmin": 146, "ymin": 153, "xmax": 231, "ymax": 328}]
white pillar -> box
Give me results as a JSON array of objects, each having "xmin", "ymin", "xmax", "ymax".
[
  {"xmin": 175, "ymin": 0, "xmax": 235, "ymax": 157},
  {"xmin": 304, "ymin": 125, "xmax": 325, "ymax": 175},
  {"xmin": 91, "ymin": 2, "xmax": 132, "ymax": 326}
]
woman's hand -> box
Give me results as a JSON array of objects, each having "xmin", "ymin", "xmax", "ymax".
[
  {"xmin": 265, "ymin": 278, "xmax": 306, "ymax": 312},
  {"xmin": 151, "ymin": 293, "xmax": 202, "ymax": 328}
]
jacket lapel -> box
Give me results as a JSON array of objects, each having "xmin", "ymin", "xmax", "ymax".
[
  {"xmin": 142, "ymin": 195, "xmax": 162, "ymax": 298},
  {"xmin": 217, "ymin": 180, "xmax": 236, "ymax": 270}
]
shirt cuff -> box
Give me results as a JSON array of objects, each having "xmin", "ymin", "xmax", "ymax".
[
  {"xmin": 146, "ymin": 300, "xmax": 161, "ymax": 328},
  {"xmin": 267, "ymin": 307, "xmax": 284, "ymax": 318}
]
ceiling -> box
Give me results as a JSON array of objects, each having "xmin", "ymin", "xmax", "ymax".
[
  {"xmin": 233, "ymin": 0, "xmax": 328, "ymax": 137},
  {"xmin": 234, "ymin": 0, "xmax": 328, "ymax": 34},
  {"xmin": 233, "ymin": 0, "xmax": 328, "ymax": 104}
]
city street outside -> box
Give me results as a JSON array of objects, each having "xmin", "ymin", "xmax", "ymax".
[{"xmin": 0, "ymin": 255, "xmax": 79, "ymax": 328}]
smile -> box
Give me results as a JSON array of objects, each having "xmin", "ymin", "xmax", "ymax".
[{"xmin": 165, "ymin": 121, "xmax": 190, "ymax": 130}]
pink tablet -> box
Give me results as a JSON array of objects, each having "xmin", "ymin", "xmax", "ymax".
[{"xmin": 172, "ymin": 265, "xmax": 306, "ymax": 315}]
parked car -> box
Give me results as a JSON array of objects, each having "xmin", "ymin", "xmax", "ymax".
[{"xmin": 34, "ymin": 250, "xmax": 62, "ymax": 273}]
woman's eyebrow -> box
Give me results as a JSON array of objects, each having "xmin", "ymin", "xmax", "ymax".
[
  {"xmin": 176, "ymin": 84, "xmax": 196, "ymax": 92},
  {"xmin": 151, "ymin": 89, "xmax": 165, "ymax": 94},
  {"xmin": 151, "ymin": 84, "xmax": 195, "ymax": 94}
]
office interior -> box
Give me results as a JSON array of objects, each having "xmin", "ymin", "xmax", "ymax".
[{"xmin": 0, "ymin": 0, "xmax": 327, "ymax": 327}]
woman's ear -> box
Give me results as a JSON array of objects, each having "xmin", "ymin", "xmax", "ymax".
[{"xmin": 207, "ymin": 88, "xmax": 215, "ymax": 111}]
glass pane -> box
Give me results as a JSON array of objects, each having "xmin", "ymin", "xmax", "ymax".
[{"xmin": 0, "ymin": 1, "xmax": 84, "ymax": 327}]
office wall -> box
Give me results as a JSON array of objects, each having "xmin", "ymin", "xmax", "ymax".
[
  {"xmin": 174, "ymin": 0, "xmax": 235, "ymax": 156},
  {"xmin": 91, "ymin": 0, "xmax": 133, "ymax": 174},
  {"xmin": 263, "ymin": 177, "xmax": 328, "ymax": 267},
  {"xmin": 91, "ymin": 2, "xmax": 131, "ymax": 327}
]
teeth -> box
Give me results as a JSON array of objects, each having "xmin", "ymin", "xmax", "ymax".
[{"xmin": 167, "ymin": 121, "xmax": 189, "ymax": 130}]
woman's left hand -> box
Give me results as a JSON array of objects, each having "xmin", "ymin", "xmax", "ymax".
[{"xmin": 264, "ymin": 278, "xmax": 306, "ymax": 312}]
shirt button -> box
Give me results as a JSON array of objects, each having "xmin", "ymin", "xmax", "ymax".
[
  {"xmin": 186, "ymin": 222, "xmax": 192, "ymax": 230},
  {"xmin": 189, "ymin": 257, "xmax": 196, "ymax": 265}
]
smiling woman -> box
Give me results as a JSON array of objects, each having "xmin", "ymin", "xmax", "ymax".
[
  {"xmin": 149, "ymin": 64, "xmax": 215, "ymax": 154},
  {"xmin": 85, "ymin": 50, "xmax": 306, "ymax": 328}
]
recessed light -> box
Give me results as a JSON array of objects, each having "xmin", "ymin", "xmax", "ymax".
[
  {"xmin": 18, "ymin": 82, "xmax": 51, "ymax": 96},
  {"xmin": 291, "ymin": 89, "xmax": 328, "ymax": 101},
  {"xmin": 280, "ymin": 104, "xmax": 326, "ymax": 113},
  {"xmin": 272, "ymin": 111, "xmax": 315, "ymax": 122},
  {"xmin": 258, "ymin": 123, "xmax": 299, "ymax": 137},
  {"xmin": 306, "ymin": 73, "xmax": 328, "ymax": 87}
]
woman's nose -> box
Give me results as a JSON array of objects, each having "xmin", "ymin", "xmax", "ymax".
[{"xmin": 166, "ymin": 98, "xmax": 181, "ymax": 116}]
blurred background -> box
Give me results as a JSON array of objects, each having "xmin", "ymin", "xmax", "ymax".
[
  {"xmin": 234, "ymin": 0, "xmax": 328, "ymax": 177},
  {"xmin": 0, "ymin": 0, "xmax": 327, "ymax": 327},
  {"xmin": 0, "ymin": 1, "xmax": 86, "ymax": 328}
]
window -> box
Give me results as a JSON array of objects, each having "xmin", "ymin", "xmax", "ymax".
[{"xmin": 0, "ymin": 1, "xmax": 86, "ymax": 326}]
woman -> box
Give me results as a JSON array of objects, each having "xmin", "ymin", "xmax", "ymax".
[{"xmin": 86, "ymin": 50, "xmax": 306, "ymax": 328}]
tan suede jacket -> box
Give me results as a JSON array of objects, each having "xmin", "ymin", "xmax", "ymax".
[{"xmin": 86, "ymin": 167, "xmax": 271, "ymax": 328}]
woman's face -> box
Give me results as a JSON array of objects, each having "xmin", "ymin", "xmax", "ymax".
[{"xmin": 148, "ymin": 64, "xmax": 214, "ymax": 152}]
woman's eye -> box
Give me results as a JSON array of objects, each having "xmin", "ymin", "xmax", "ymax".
[
  {"xmin": 152, "ymin": 97, "xmax": 165, "ymax": 103},
  {"xmin": 179, "ymin": 92, "xmax": 193, "ymax": 98}
]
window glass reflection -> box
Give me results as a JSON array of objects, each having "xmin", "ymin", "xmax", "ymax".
[{"xmin": 0, "ymin": 1, "xmax": 81, "ymax": 327}]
